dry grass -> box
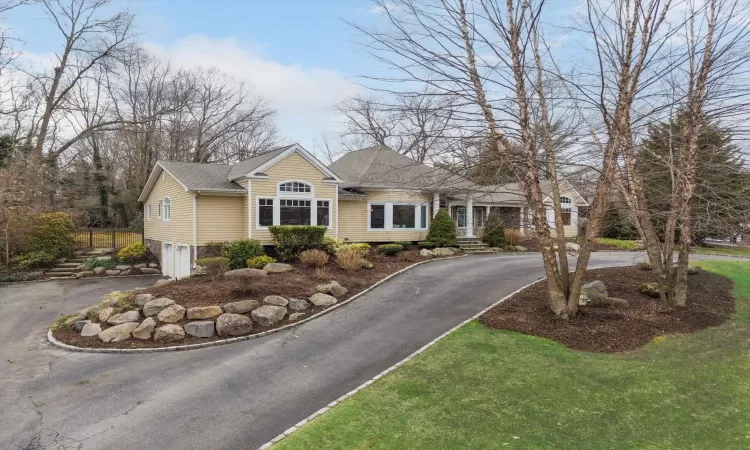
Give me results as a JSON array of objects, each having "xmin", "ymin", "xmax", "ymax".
[
  {"xmin": 505, "ymin": 228, "xmax": 522, "ymax": 246},
  {"xmin": 299, "ymin": 249, "xmax": 330, "ymax": 267},
  {"xmin": 336, "ymin": 248, "xmax": 365, "ymax": 270}
]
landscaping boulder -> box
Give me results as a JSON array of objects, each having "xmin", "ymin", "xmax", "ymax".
[
  {"xmin": 224, "ymin": 268, "xmax": 267, "ymax": 279},
  {"xmin": 63, "ymin": 314, "xmax": 85, "ymax": 327},
  {"xmin": 186, "ymin": 306, "xmax": 223, "ymax": 320},
  {"xmin": 581, "ymin": 290, "xmax": 629, "ymax": 308},
  {"xmin": 154, "ymin": 278, "xmax": 172, "ymax": 286},
  {"xmin": 251, "ymin": 305, "xmax": 287, "ymax": 326},
  {"xmin": 222, "ymin": 299, "xmax": 260, "ymax": 314},
  {"xmin": 134, "ymin": 263, "xmax": 147, "ymax": 269},
  {"xmin": 289, "ymin": 312, "xmax": 305, "ymax": 322},
  {"xmin": 75, "ymin": 271, "xmax": 94, "ymax": 279},
  {"xmin": 98, "ymin": 322, "xmax": 139, "ymax": 343},
  {"xmin": 216, "ymin": 313, "xmax": 253, "ymax": 337},
  {"xmin": 420, "ymin": 249, "xmax": 435, "ymax": 257},
  {"xmin": 582, "ymin": 280, "xmax": 608, "ymax": 297},
  {"xmin": 149, "ymin": 263, "xmax": 159, "ymax": 268},
  {"xmin": 263, "ymin": 295, "xmax": 288, "ymax": 306},
  {"xmin": 93, "ymin": 267, "xmax": 107, "ymax": 275},
  {"xmin": 143, "ymin": 297, "xmax": 175, "ymax": 317},
  {"xmin": 74, "ymin": 319, "xmax": 91, "ymax": 331},
  {"xmin": 98, "ymin": 306, "xmax": 116, "ymax": 323},
  {"xmin": 80, "ymin": 322, "xmax": 101, "ymax": 337},
  {"xmin": 639, "ymin": 282, "xmax": 661, "ymax": 298},
  {"xmin": 514, "ymin": 245, "xmax": 527, "ymax": 252},
  {"xmin": 99, "ymin": 291, "xmax": 126, "ymax": 307},
  {"xmin": 140, "ymin": 268, "xmax": 161, "ymax": 274},
  {"xmin": 107, "ymin": 310, "xmax": 140, "ymax": 325},
  {"xmin": 76, "ymin": 264, "xmax": 89, "ymax": 271},
  {"xmin": 105, "ymin": 270, "xmax": 120, "ymax": 276},
  {"xmin": 157, "ymin": 304, "xmax": 186, "ymax": 323},
  {"xmin": 328, "ymin": 281, "xmax": 348, "ymax": 298},
  {"xmin": 154, "ymin": 324, "xmax": 185, "ymax": 342},
  {"xmin": 134, "ymin": 293, "xmax": 155, "ymax": 306},
  {"xmin": 132, "ymin": 317, "xmax": 156, "ymax": 340},
  {"xmin": 565, "ymin": 242, "xmax": 581, "ymax": 252},
  {"xmin": 95, "ymin": 256, "xmax": 112, "ymax": 261},
  {"xmin": 309, "ymin": 293, "xmax": 337, "ymax": 307},
  {"xmin": 263, "ymin": 263, "xmax": 293, "ymax": 273},
  {"xmin": 361, "ymin": 259, "xmax": 374, "ymax": 269},
  {"xmin": 288, "ymin": 298, "xmax": 309, "ymax": 312},
  {"xmin": 78, "ymin": 304, "xmax": 101, "ymax": 321},
  {"xmin": 687, "ymin": 265, "xmax": 700, "ymax": 275},
  {"xmin": 184, "ymin": 321, "xmax": 215, "ymax": 338},
  {"xmin": 120, "ymin": 269, "xmax": 133, "ymax": 276},
  {"xmin": 116, "ymin": 265, "xmax": 133, "ymax": 271},
  {"xmin": 432, "ymin": 248, "xmax": 454, "ymax": 256}
]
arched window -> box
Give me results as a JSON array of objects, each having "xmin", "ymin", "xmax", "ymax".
[
  {"xmin": 163, "ymin": 197, "xmax": 171, "ymax": 221},
  {"xmin": 560, "ymin": 196, "xmax": 572, "ymax": 226},
  {"xmin": 279, "ymin": 181, "xmax": 311, "ymax": 194}
]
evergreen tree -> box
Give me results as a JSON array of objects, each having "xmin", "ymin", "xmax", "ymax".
[{"xmin": 426, "ymin": 209, "xmax": 457, "ymax": 247}]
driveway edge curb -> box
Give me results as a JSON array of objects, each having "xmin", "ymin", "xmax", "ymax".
[
  {"xmin": 46, "ymin": 254, "xmax": 468, "ymax": 354},
  {"xmin": 257, "ymin": 275, "xmax": 547, "ymax": 450}
]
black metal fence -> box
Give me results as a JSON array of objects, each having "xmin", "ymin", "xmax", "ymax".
[{"xmin": 74, "ymin": 229, "xmax": 144, "ymax": 250}]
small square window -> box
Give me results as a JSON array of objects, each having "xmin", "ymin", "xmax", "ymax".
[{"xmin": 370, "ymin": 204, "xmax": 385, "ymax": 229}]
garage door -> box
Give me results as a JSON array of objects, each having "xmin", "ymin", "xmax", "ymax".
[
  {"xmin": 175, "ymin": 245, "xmax": 191, "ymax": 279},
  {"xmin": 163, "ymin": 243, "xmax": 174, "ymax": 277}
]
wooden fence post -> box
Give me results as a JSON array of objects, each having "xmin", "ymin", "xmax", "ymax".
[{"xmin": 89, "ymin": 230, "xmax": 93, "ymax": 248}]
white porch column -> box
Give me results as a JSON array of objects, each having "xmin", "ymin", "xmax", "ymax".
[
  {"xmin": 519, "ymin": 207, "xmax": 524, "ymax": 234},
  {"xmin": 466, "ymin": 198, "xmax": 475, "ymax": 238},
  {"xmin": 433, "ymin": 192, "xmax": 440, "ymax": 217}
]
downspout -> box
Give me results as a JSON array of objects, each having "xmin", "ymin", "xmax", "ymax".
[
  {"xmin": 193, "ymin": 193, "xmax": 198, "ymax": 268},
  {"xmin": 335, "ymin": 187, "xmax": 339, "ymax": 239}
]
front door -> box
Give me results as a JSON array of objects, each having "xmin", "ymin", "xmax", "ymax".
[{"xmin": 473, "ymin": 206, "xmax": 486, "ymax": 237}]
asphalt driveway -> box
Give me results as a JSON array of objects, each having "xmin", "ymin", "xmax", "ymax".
[{"xmin": 0, "ymin": 252, "xmax": 724, "ymax": 449}]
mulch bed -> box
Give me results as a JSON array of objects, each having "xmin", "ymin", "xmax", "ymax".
[
  {"xmin": 478, "ymin": 266, "xmax": 735, "ymax": 353},
  {"xmin": 53, "ymin": 249, "xmax": 451, "ymax": 349}
]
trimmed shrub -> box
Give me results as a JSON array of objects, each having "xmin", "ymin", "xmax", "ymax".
[
  {"xmin": 321, "ymin": 236, "xmax": 342, "ymax": 254},
  {"xmin": 268, "ymin": 225, "xmax": 327, "ymax": 261},
  {"xmin": 336, "ymin": 247, "xmax": 365, "ymax": 270},
  {"xmin": 84, "ymin": 257, "xmax": 118, "ymax": 270},
  {"xmin": 337, "ymin": 243, "xmax": 371, "ymax": 253},
  {"xmin": 195, "ymin": 257, "xmax": 230, "ymax": 279},
  {"xmin": 299, "ymin": 249, "xmax": 329, "ymax": 267},
  {"xmin": 247, "ymin": 255, "xmax": 276, "ymax": 269},
  {"xmin": 23, "ymin": 212, "xmax": 75, "ymax": 258},
  {"xmin": 504, "ymin": 229, "xmax": 522, "ymax": 247},
  {"xmin": 418, "ymin": 241, "xmax": 436, "ymax": 249},
  {"xmin": 10, "ymin": 250, "xmax": 57, "ymax": 270},
  {"xmin": 393, "ymin": 241, "xmax": 413, "ymax": 248},
  {"xmin": 118, "ymin": 242, "xmax": 148, "ymax": 263},
  {"xmin": 221, "ymin": 239, "xmax": 265, "ymax": 269},
  {"xmin": 481, "ymin": 216, "xmax": 507, "ymax": 247},
  {"xmin": 377, "ymin": 243, "xmax": 404, "ymax": 256},
  {"xmin": 426, "ymin": 209, "xmax": 457, "ymax": 247}
]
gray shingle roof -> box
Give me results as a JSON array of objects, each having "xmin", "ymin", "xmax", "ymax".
[
  {"xmin": 158, "ymin": 161, "xmax": 243, "ymax": 191},
  {"xmin": 328, "ymin": 145, "xmax": 475, "ymax": 192},
  {"xmin": 226, "ymin": 144, "xmax": 295, "ymax": 181}
]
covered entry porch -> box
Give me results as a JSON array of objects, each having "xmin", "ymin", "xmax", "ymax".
[{"xmin": 447, "ymin": 203, "xmax": 524, "ymax": 238}]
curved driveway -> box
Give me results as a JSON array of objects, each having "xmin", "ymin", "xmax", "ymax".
[{"xmin": 0, "ymin": 252, "xmax": 726, "ymax": 449}]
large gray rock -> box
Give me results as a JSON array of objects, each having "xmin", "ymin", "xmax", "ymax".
[
  {"xmin": 514, "ymin": 245, "xmax": 527, "ymax": 252},
  {"xmin": 224, "ymin": 268, "xmax": 267, "ymax": 279},
  {"xmin": 98, "ymin": 322, "xmax": 139, "ymax": 342},
  {"xmin": 98, "ymin": 292, "xmax": 125, "ymax": 307},
  {"xmin": 639, "ymin": 282, "xmax": 661, "ymax": 298},
  {"xmin": 186, "ymin": 306, "xmax": 223, "ymax": 320},
  {"xmin": 263, "ymin": 263, "xmax": 293, "ymax": 273},
  {"xmin": 74, "ymin": 319, "xmax": 91, "ymax": 331},
  {"xmin": 78, "ymin": 304, "xmax": 101, "ymax": 321},
  {"xmin": 140, "ymin": 268, "xmax": 161, "ymax": 274},
  {"xmin": 420, "ymin": 249, "xmax": 435, "ymax": 257},
  {"xmin": 116, "ymin": 264, "xmax": 133, "ymax": 271},
  {"xmin": 154, "ymin": 324, "xmax": 185, "ymax": 342},
  {"xmin": 432, "ymin": 248, "xmax": 454, "ymax": 256},
  {"xmin": 222, "ymin": 299, "xmax": 260, "ymax": 314},
  {"xmin": 134, "ymin": 293, "xmax": 155, "ymax": 306},
  {"xmin": 134, "ymin": 263, "xmax": 147, "ymax": 269},
  {"xmin": 216, "ymin": 313, "xmax": 253, "ymax": 337},
  {"xmin": 107, "ymin": 310, "xmax": 140, "ymax": 325},
  {"xmin": 361, "ymin": 259, "xmax": 374, "ymax": 269},
  {"xmin": 75, "ymin": 271, "xmax": 94, "ymax": 278},
  {"xmin": 251, "ymin": 305, "xmax": 287, "ymax": 326},
  {"xmin": 80, "ymin": 322, "xmax": 101, "ymax": 337},
  {"xmin": 142, "ymin": 297, "xmax": 175, "ymax": 317},
  {"xmin": 157, "ymin": 304, "xmax": 186, "ymax": 323},
  {"xmin": 288, "ymin": 298, "xmax": 309, "ymax": 311},
  {"xmin": 582, "ymin": 280, "xmax": 607, "ymax": 297},
  {"xmin": 154, "ymin": 278, "xmax": 172, "ymax": 286},
  {"xmin": 132, "ymin": 317, "xmax": 156, "ymax": 340},
  {"xmin": 309, "ymin": 293, "xmax": 337, "ymax": 307},
  {"xmin": 93, "ymin": 267, "xmax": 107, "ymax": 275},
  {"xmin": 105, "ymin": 270, "xmax": 121, "ymax": 276},
  {"xmin": 288, "ymin": 312, "xmax": 306, "ymax": 322},
  {"xmin": 98, "ymin": 306, "xmax": 116, "ymax": 323},
  {"xmin": 263, "ymin": 295, "xmax": 288, "ymax": 306},
  {"xmin": 120, "ymin": 269, "xmax": 133, "ymax": 276},
  {"xmin": 327, "ymin": 281, "xmax": 348, "ymax": 298},
  {"xmin": 184, "ymin": 321, "xmax": 215, "ymax": 338},
  {"xmin": 565, "ymin": 242, "xmax": 581, "ymax": 252}
]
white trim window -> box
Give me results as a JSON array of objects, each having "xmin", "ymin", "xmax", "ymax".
[
  {"xmin": 451, "ymin": 205, "xmax": 467, "ymax": 228},
  {"xmin": 280, "ymin": 199, "xmax": 311, "ymax": 225},
  {"xmin": 279, "ymin": 181, "xmax": 312, "ymax": 194},
  {"xmin": 560, "ymin": 196, "xmax": 572, "ymax": 226},
  {"xmin": 163, "ymin": 197, "xmax": 171, "ymax": 221},
  {"xmin": 258, "ymin": 197, "xmax": 274, "ymax": 228},
  {"xmin": 368, "ymin": 202, "xmax": 429, "ymax": 231},
  {"xmin": 157, "ymin": 200, "xmax": 163, "ymax": 218},
  {"xmin": 317, "ymin": 200, "xmax": 330, "ymax": 227},
  {"xmin": 146, "ymin": 204, "xmax": 152, "ymax": 220}
]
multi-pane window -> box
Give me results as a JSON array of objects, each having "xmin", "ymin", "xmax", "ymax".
[
  {"xmin": 451, "ymin": 205, "xmax": 467, "ymax": 228},
  {"xmin": 420, "ymin": 205, "xmax": 427, "ymax": 229},
  {"xmin": 259, "ymin": 198, "xmax": 274, "ymax": 227},
  {"xmin": 317, "ymin": 200, "xmax": 330, "ymax": 226},
  {"xmin": 163, "ymin": 198, "xmax": 171, "ymax": 221},
  {"xmin": 279, "ymin": 182, "xmax": 311, "ymax": 193},
  {"xmin": 392, "ymin": 204, "xmax": 416, "ymax": 229},
  {"xmin": 560, "ymin": 196, "xmax": 572, "ymax": 226},
  {"xmin": 147, "ymin": 205, "xmax": 152, "ymax": 220},
  {"xmin": 370, "ymin": 204, "xmax": 385, "ymax": 229},
  {"xmin": 280, "ymin": 199, "xmax": 311, "ymax": 225},
  {"xmin": 157, "ymin": 201, "xmax": 162, "ymax": 218}
]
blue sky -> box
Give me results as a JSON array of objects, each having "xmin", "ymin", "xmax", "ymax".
[{"xmin": 5, "ymin": 0, "xmax": 390, "ymax": 152}]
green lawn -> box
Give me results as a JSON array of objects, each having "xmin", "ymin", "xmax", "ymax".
[
  {"xmin": 594, "ymin": 237, "xmax": 641, "ymax": 250},
  {"xmin": 692, "ymin": 246, "xmax": 750, "ymax": 258},
  {"xmin": 275, "ymin": 260, "xmax": 750, "ymax": 450}
]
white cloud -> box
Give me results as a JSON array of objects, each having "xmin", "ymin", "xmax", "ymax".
[{"xmin": 144, "ymin": 35, "xmax": 359, "ymax": 151}]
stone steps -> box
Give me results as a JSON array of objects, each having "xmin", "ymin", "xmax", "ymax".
[{"xmin": 48, "ymin": 272, "xmax": 75, "ymax": 277}]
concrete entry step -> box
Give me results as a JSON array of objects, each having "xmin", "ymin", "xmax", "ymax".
[{"xmin": 49, "ymin": 275, "xmax": 76, "ymax": 279}]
